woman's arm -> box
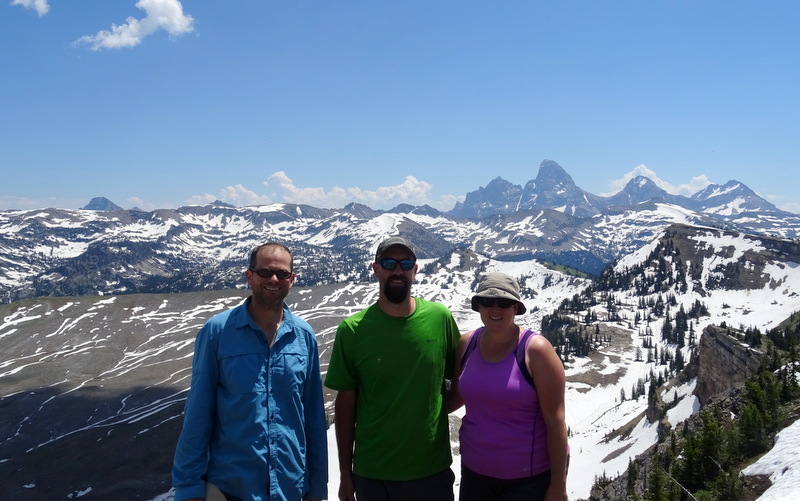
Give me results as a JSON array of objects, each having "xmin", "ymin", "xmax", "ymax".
[
  {"xmin": 528, "ymin": 335, "xmax": 569, "ymax": 501},
  {"xmin": 446, "ymin": 331, "xmax": 472, "ymax": 412}
]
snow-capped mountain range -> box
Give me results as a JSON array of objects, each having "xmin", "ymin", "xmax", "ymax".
[
  {"xmin": 450, "ymin": 159, "xmax": 795, "ymax": 219},
  {"xmin": 1, "ymin": 160, "xmax": 798, "ymax": 304},
  {"xmin": 2, "ymin": 198, "xmax": 800, "ymax": 499},
  {"xmin": 2, "ymin": 160, "xmax": 800, "ymax": 499}
]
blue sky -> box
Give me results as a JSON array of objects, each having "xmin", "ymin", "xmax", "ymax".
[{"xmin": 2, "ymin": 0, "xmax": 799, "ymax": 213}]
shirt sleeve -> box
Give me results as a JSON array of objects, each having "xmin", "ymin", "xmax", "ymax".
[
  {"xmin": 323, "ymin": 320, "xmax": 358, "ymax": 391},
  {"xmin": 172, "ymin": 322, "xmax": 219, "ymax": 500},
  {"xmin": 303, "ymin": 331, "xmax": 329, "ymax": 499},
  {"xmin": 444, "ymin": 308, "xmax": 461, "ymax": 380}
]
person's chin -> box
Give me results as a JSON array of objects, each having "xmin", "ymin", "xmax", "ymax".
[{"xmin": 385, "ymin": 284, "xmax": 410, "ymax": 304}]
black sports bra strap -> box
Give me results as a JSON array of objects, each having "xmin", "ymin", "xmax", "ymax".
[{"xmin": 516, "ymin": 329, "xmax": 536, "ymax": 389}]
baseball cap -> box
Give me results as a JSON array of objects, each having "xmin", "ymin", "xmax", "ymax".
[{"xmin": 375, "ymin": 236, "xmax": 416, "ymax": 261}]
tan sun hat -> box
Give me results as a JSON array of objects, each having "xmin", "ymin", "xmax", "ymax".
[{"xmin": 471, "ymin": 272, "xmax": 526, "ymax": 315}]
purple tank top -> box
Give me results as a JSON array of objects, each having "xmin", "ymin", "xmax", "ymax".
[{"xmin": 458, "ymin": 328, "xmax": 550, "ymax": 478}]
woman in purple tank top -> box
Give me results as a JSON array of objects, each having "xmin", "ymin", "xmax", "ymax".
[{"xmin": 450, "ymin": 272, "xmax": 568, "ymax": 501}]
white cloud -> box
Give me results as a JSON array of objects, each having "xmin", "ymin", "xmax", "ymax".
[
  {"xmin": 185, "ymin": 172, "xmax": 461, "ymax": 211},
  {"xmin": 185, "ymin": 184, "xmax": 271, "ymax": 208},
  {"xmin": 766, "ymin": 194, "xmax": 800, "ymax": 215},
  {"xmin": 11, "ymin": 0, "xmax": 49, "ymax": 16},
  {"xmin": 263, "ymin": 171, "xmax": 439, "ymax": 209},
  {"xmin": 74, "ymin": 0, "xmax": 194, "ymax": 50},
  {"xmin": 601, "ymin": 164, "xmax": 713, "ymax": 198},
  {"xmin": 782, "ymin": 203, "xmax": 800, "ymax": 215}
]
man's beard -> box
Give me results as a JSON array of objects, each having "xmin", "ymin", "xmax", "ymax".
[
  {"xmin": 384, "ymin": 278, "xmax": 411, "ymax": 304},
  {"xmin": 252, "ymin": 286, "xmax": 288, "ymax": 309}
]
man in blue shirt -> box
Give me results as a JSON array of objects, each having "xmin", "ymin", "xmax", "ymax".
[{"xmin": 172, "ymin": 242, "xmax": 328, "ymax": 501}]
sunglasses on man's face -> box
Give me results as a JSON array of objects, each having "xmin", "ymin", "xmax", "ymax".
[
  {"xmin": 477, "ymin": 297, "xmax": 518, "ymax": 309},
  {"xmin": 379, "ymin": 258, "xmax": 416, "ymax": 271},
  {"xmin": 249, "ymin": 268, "xmax": 293, "ymax": 280}
]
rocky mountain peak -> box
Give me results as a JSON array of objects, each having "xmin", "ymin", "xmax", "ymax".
[
  {"xmin": 449, "ymin": 176, "xmax": 523, "ymax": 218},
  {"xmin": 692, "ymin": 179, "xmax": 780, "ymax": 215},
  {"xmin": 81, "ymin": 197, "xmax": 122, "ymax": 211},
  {"xmin": 606, "ymin": 176, "xmax": 675, "ymax": 206},
  {"xmin": 534, "ymin": 159, "xmax": 576, "ymax": 189}
]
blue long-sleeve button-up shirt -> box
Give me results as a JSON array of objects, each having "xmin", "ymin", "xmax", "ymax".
[{"xmin": 172, "ymin": 298, "xmax": 328, "ymax": 501}]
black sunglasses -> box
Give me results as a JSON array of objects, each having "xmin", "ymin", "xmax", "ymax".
[
  {"xmin": 249, "ymin": 268, "xmax": 292, "ymax": 280},
  {"xmin": 476, "ymin": 297, "xmax": 517, "ymax": 309},
  {"xmin": 379, "ymin": 258, "xmax": 416, "ymax": 271}
]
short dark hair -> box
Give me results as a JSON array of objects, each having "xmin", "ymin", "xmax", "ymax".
[{"xmin": 249, "ymin": 242, "xmax": 293, "ymax": 270}]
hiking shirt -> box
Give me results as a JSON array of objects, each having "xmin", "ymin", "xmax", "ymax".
[
  {"xmin": 458, "ymin": 328, "xmax": 550, "ymax": 479},
  {"xmin": 172, "ymin": 298, "xmax": 328, "ymax": 501},
  {"xmin": 325, "ymin": 297, "xmax": 460, "ymax": 480}
]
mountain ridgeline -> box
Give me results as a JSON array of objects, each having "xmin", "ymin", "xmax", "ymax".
[
  {"xmin": 2, "ymin": 159, "xmax": 800, "ymax": 499},
  {"xmin": 1, "ymin": 223, "xmax": 799, "ymax": 500},
  {"xmin": 1, "ymin": 160, "xmax": 799, "ymax": 304}
]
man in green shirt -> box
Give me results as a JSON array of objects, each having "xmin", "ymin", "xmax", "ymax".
[{"xmin": 325, "ymin": 236, "xmax": 460, "ymax": 501}]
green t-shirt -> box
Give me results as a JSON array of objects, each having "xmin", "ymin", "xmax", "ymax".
[{"xmin": 324, "ymin": 297, "xmax": 460, "ymax": 480}]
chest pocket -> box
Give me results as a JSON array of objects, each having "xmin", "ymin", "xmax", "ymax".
[
  {"xmin": 272, "ymin": 351, "xmax": 307, "ymax": 394},
  {"xmin": 218, "ymin": 351, "xmax": 308, "ymax": 394},
  {"xmin": 219, "ymin": 352, "xmax": 268, "ymax": 394}
]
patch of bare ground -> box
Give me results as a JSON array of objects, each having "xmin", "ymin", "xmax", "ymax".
[
  {"xmin": 567, "ymin": 323, "xmax": 634, "ymax": 391},
  {"xmin": 600, "ymin": 441, "xmax": 634, "ymax": 463},
  {"xmin": 740, "ymin": 474, "xmax": 772, "ymax": 501},
  {"xmin": 584, "ymin": 408, "xmax": 647, "ymax": 462},
  {"xmin": 737, "ymin": 400, "xmax": 800, "ymax": 500},
  {"xmin": 601, "ymin": 410, "xmax": 646, "ymax": 444}
]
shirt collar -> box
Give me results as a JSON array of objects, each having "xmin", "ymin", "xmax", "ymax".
[{"xmin": 235, "ymin": 296, "xmax": 294, "ymax": 338}]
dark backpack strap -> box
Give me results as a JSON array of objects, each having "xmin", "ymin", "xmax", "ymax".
[
  {"xmin": 515, "ymin": 329, "xmax": 536, "ymax": 389},
  {"xmin": 460, "ymin": 326, "xmax": 484, "ymax": 369}
]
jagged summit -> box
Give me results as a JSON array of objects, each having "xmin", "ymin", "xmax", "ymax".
[
  {"xmin": 691, "ymin": 180, "xmax": 781, "ymax": 215},
  {"xmin": 1, "ymin": 159, "xmax": 798, "ymax": 302},
  {"xmin": 448, "ymin": 159, "xmax": 605, "ymax": 218},
  {"xmin": 533, "ymin": 159, "xmax": 576, "ymax": 187},
  {"xmin": 605, "ymin": 176, "xmax": 687, "ymax": 207},
  {"xmin": 81, "ymin": 197, "xmax": 122, "ymax": 211},
  {"xmin": 521, "ymin": 160, "xmax": 601, "ymax": 217},
  {"xmin": 208, "ymin": 199, "xmax": 236, "ymax": 208},
  {"xmin": 449, "ymin": 177, "xmax": 522, "ymax": 218},
  {"xmin": 449, "ymin": 159, "xmax": 785, "ymax": 219}
]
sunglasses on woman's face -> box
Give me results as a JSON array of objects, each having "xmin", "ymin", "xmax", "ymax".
[
  {"xmin": 379, "ymin": 258, "xmax": 416, "ymax": 271},
  {"xmin": 249, "ymin": 267, "xmax": 292, "ymax": 280},
  {"xmin": 477, "ymin": 297, "xmax": 517, "ymax": 309}
]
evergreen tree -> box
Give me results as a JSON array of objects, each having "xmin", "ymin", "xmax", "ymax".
[
  {"xmin": 699, "ymin": 410, "xmax": 722, "ymax": 482},
  {"xmin": 647, "ymin": 454, "xmax": 668, "ymax": 501},
  {"xmin": 626, "ymin": 458, "xmax": 638, "ymax": 497}
]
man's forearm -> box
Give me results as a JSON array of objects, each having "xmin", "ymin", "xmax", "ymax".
[{"xmin": 334, "ymin": 391, "xmax": 356, "ymax": 473}]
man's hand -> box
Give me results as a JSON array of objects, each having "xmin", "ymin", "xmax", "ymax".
[{"xmin": 338, "ymin": 473, "xmax": 356, "ymax": 501}]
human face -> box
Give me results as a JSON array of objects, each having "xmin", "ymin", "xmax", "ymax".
[
  {"xmin": 475, "ymin": 297, "xmax": 518, "ymax": 309},
  {"xmin": 246, "ymin": 247, "xmax": 295, "ymax": 308},
  {"xmin": 373, "ymin": 247, "xmax": 417, "ymax": 304},
  {"xmin": 478, "ymin": 297, "xmax": 518, "ymax": 329}
]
